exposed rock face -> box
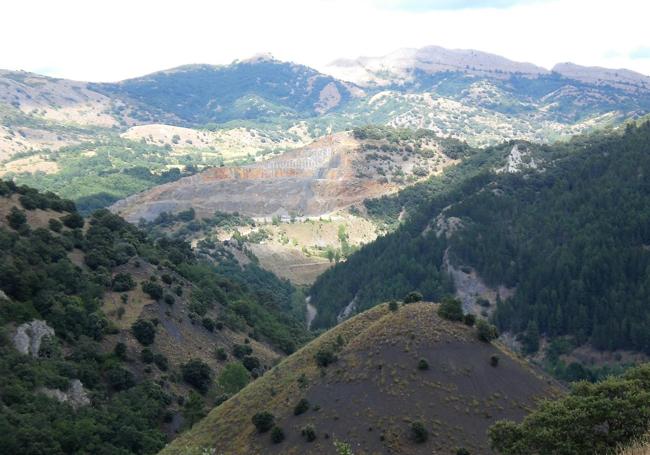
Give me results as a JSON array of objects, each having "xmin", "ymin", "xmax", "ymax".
[
  {"xmin": 110, "ymin": 132, "xmax": 431, "ymax": 222},
  {"xmin": 497, "ymin": 144, "xmax": 539, "ymax": 173},
  {"xmin": 13, "ymin": 320, "xmax": 55, "ymax": 357},
  {"xmin": 0, "ymin": 289, "xmax": 8, "ymax": 301},
  {"xmin": 39, "ymin": 379, "xmax": 91, "ymax": 409}
]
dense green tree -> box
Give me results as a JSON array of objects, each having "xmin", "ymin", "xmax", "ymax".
[
  {"xmin": 181, "ymin": 359, "xmax": 213, "ymax": 394},
  {"xmin": 489, "ymin": 364, "xmax": 650, "ymax": 454},
  {"xmin": 217, "ymin": 362, "xmax": 250, "ymax": 394},
  {"xmin": 131, "ymin": 319, "xmax": 156, "ymax": 346},
  {"xmin": 6, "ymin": 207, "xmax": 26, "ymax": 230},
  {"xmin": 438, "ymin": 296, "xmax": 464, "ymax": 321}
]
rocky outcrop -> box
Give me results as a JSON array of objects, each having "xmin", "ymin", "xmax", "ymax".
[
  {"xmin": 13, "ymin": 320, "xmax": 55, "ymax": 357},
  {"xmin": 39, "ymin": 379, "xmax": 91, "ymax": 409}
]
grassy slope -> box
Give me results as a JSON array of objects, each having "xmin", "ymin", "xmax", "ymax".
[{"xmin": 161, "ymin": 302, "xmax": 561, "ymax": 455}]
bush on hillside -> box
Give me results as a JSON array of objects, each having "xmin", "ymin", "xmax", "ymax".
[
  {"xmin": 131, "ymin": 319, "xmax": 156, "ymax": 346},
  {"xmin": 61, "ymin": 212, "xmax": 84, "ymax": 229},
  {"xmin": 48, "ymin": 218, "xmax": 63, "ymax": 232},
  {"xmin": 233, "ymin": 343, "xmax": 253, "ymax": 359},
  {"xmin": 112, "ymin": 273, "xmax": 135, "ymax": 292},
  {"xmin": 315, "ymin": 347, "xmax": 337, "ymax": 367},
  {"xmin": 404, "ymin": 291, "xmax": 423, "ymax": 303},
  {"xmin": 477, "ymin": 320, "xmax": 499, "ymax": 342},
  {"xmin": 252, "ymin": 411, "xmax": 275, "ymax": 433},
  {"xmin": 411, "ymin": 421, "xmax": 428, "ymax": 443},
  {"xmin": 301, "ymin": 424, "xmax": 317, "ymax": 442},
  {"xmin": 463, "ymin": 314, "xmax": 476, "ymax": 326},
  {"xmin": 294, "ymin": 398, "xmax": 310, "ymax": 416},
  {"xmin": 438, "ymin": 296, "xmax": 464, "ymax": 321},
  {"xmin": 217, "ymin": 362, "xmax": 250, "ymax": 394},
  {"xmin": 6, "ymin": 207, "xmax": 26, "ymax": 230},
  {"xmin": 270, "ymin": 426, "xmax": 285, "ymax": 443},
  {"xmin": 181, "ymin": 359, "xmax": 213, "ymax": 394},
  {"xmin": 142, "ymin": 281, "xmax": 163, "ymax": 300}
]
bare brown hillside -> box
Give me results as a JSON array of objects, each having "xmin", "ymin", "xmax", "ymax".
[
  {"xmin": 110, "ymin": 131, "xmax": 454, "ymax": 222},
  {"xmin": 160, "ymin": 302, "xmax": 562, "ymax": 455}
]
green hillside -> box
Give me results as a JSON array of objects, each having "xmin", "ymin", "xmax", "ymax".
[
  {"xmin": 0, "ymin": 181, "xmax": 309, "ymax": 454},
  {"xmin": 309, "ymin": 121, "xmax": 650, "ymax": 357}
]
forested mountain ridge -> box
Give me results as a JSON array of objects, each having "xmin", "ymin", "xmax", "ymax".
[
  {"xmin": 309, "ymin": 120, "xmax": 650, "ymax": 358},
  {"xmin": 0, "ymin": 181, "xmax": 309, "ymax": 454}
]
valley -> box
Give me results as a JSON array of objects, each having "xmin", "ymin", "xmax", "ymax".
[{"xmin": 2, "ymin": 39, "xmax": 650, "ymax": 455}]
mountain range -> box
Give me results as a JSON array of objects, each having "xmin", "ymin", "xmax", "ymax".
[{"xmin": 3, "ymin": 44, "xmax": 650, "ymax": 455}]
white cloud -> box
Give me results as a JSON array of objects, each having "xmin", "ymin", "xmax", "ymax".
[{"xmin": 1, "ymin": 0, "xmax": 648, "ymax": 81}]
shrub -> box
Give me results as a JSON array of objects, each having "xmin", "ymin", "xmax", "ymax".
[
  {"xmin": 388, "ymin": 300, "xmax": 399, "ymax": 312},
  {"xmin": 302, "ymin": 424, "xmax": 317, "ymax": 442},
  {"xmin": 418, "ymin": 359, "xmax": 429, "ymax": 370},
  {"xmin": 163, "ymin": 294, "xmax": 175, "ymax": 305},
  {"xmin": 114, "ymin": 342, "xmax": 127, "ymax": 360},
  {"xmin": 490, "ymin": 355, "xmax": 499, "ymax": 367},
  {"xmin": 438, "ymin": 296, "xmax": 464, "ymax": 321},
  {"xmin": 140, "ymin": 348, "xmax": 154, "ymax": 364},
  {"xmin": 456, "ymin": 448, "xmax": 470, "ymax": 455},
  {"xmin": 404, "ymin": 291, "xmax": 423, "ymax": 303},
  {"xmin": 233, "ymin": 344, "xmax": 253, "ymax": 359},
  {"xmin": 215, "ymin": 347, "xmax": 228, "ymax": 361},
  {"xmin": 270, "ymin": 426, "xmax": 285, "ymax": 443},
  {"xmin": 242, "ymin": 355, "xmax": 261, "ymax": 372},
  {"xmin": 6, "ymin": 207, "xmax": 27, "ymax": 230},
  {"xmin": 131, "ymin": 319, "xmax": 156, "ymax": 346},
  {"xmin": 61, "ymin": 212, "xmax": 84, "ymax": 229},
  {"xmin": 154, "ymin": 353, "xmax": 168, "ymax": 371},
  {"xmin": 411, "ymin": 421, "xmax": 428, "ymax": 443},
  {"xmin": 202, "ymin": 317, "xmax": 214, "ymax": 332},
  {"xmin": 48, "ymin": 218, "xmax": 62, "ymax": 232},
  {"xmin": 463, "ymin": 314, "xmax": 476, "ymax": 326},
  {"xmin": 217, "ymin": 362, "xmax": 250, "ymax": 394},
  {"xmin": 477, "ymin": 320, "xmax": 499, "ymax": 342},
  {"xmin": 315, "ymin": 347, "xmax": 337, "ymax": 367},
  {"xmin": 106, "ymin": 367, "xmax": 135, "ymax": 391},
  {"xmin": 142, "ymin": 281, "xmax": 163, "ymax": 300},
  {"xmin": 112, "ymin": 273, "xmax": 135, "ymax": 292},
  {"xmin": 294, "ymin": 398, "xmax": 310, "ymax": 415},
  {"xmin": 161, "ymin": 274, "xmax": 173, "ymax": 285},
  {"xmin": 181, "ymin": 359, "xmax": 212, "ymax": 394},
  {"xmin": 252, "ymin": 411, "xmax": 275, "ymax": 433}
]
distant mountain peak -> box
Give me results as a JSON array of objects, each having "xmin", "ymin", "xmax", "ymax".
[
  {"xmin": 552, "ymin": 62, "xmax": 650, "ymax": 91},
  {"xmin": 239, "ymin": 52, "xmax": 278, "ymax": 64},
  {"xmin": 323, "ymin": 45, "xmax": 549, "ymax": 86}
]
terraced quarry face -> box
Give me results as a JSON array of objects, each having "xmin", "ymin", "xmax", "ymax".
[
  {"xmin": 110, "ymin": 132, "xmax": 453, "ymax": 223},
  {"xmin": 161, "ymin": 303, "xmax": 562, "ymax": 455}
]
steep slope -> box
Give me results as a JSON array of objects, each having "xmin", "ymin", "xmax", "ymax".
[
  {"xmin": 0, "ymin": 181, "xmax": 309, "ymax": 454},
  {"xmin": 308, "ymin": 120, "xmax": 650, "ymax": 360},
  {"xmin": 161, "ymin": 302, "xmax": 560, "ymax": 455}
]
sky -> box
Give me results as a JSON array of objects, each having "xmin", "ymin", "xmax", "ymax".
[{"xmin": 2, "ymin": 0, "xmax": 649, "ymax": 82}]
